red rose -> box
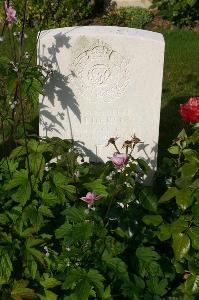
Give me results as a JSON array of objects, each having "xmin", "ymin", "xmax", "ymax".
[{"xmin": 179, "ymin": 97, "xmax": 199, "ymax": 123}]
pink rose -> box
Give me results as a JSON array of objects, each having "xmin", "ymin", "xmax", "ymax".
[
  {"xmin": 80, "ymin": 192, "xmax": 102, "ymax": 205},
  {"xmin": 111, "ymin": 153, "xmax": 128, "ymax": 170},
  {"xmin": 179, "ymin": 97, "xmax": 199, "ymax": 123},
  {"xmin": 4, "ymin": 1, "xmax": 17, "ymax": 24}
]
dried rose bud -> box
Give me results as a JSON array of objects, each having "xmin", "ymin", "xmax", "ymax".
[
  {"xmin": 172, "ymin": 137, "xmax": 182, "ymax": 146},
  {"xmin": 106, "ymin": 137, "xmax": 118, "ymax": 147},
  {"xmin": 122, "ymin": 140, "xmax": 133, "ymax": 149},
  {"xmin": 132, "ymin": 134, "xmax": 141, "ymax": 146}
]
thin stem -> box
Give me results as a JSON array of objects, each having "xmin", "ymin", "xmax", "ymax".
[
  {"xmin": 113, "ymin": 143, "xmax": 120, "ymax": 154},
  {"xmin": 19, "ymin": 0, "xmax": 28, "ymax": 62},
  {"xmin": 11, "ymin": 27, "xmax": 17, "ymax": 62},
  {"xmin": 7, "ymin": 26, "xmax": 15, "ymax": 61},
  {"xmin": 1, "ymin": 118, "xmax": 11, "ymax": 178},
  {"xmin": 18, "ymin": 90, "xmax": 33, "ymax": 191},
  {"xmin": 16, "ymin": 0, "xmax": 33, "ymax": 191}
]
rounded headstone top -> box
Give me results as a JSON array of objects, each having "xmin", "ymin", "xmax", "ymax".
[{"xmin": 39, "ymin": 26, "xmax": 164, "ymax": 44}]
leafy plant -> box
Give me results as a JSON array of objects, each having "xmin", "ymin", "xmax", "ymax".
[
  {"xmin": 152, "ymin": 0, "xmax": 199, "ymax": 26},
  {"xmin": 11, "ymin": 0, "xmax": 96, "ymax": 28},
  {"xmin": 1, "ymin": 0, "xmax": 199, "ymax": 299},
  {"xmin": 102, "ymin": 7, "xmax": 153, "ymax": 29}
]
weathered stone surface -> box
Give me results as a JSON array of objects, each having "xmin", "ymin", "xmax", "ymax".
[
  {"xmin": 110, "ymin": 0, "xmax": 152, "ymax": 8},
  {"xmin": 38, "ymin": 26, "xmax": 165, "ymax": 179}
]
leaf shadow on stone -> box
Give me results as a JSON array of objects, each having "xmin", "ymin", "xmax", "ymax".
[
  {"xmin": 137, "ymin": 142, "xmax": 158, "ymax": 172},
  {"xmin": 75, "ymin": 141, "xmax": 104, "ymax": 163},
  {"xmin": 38, "ymin": 31, "xmax": 81, "ymax": 138}
]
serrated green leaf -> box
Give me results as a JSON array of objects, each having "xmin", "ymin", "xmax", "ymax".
[
  {"xmin": 185, "ymin": 275, "xmax": 199, "ymax": 295},
  {"xmin": 192, "ymin": 202, "xmax": 199, "ymax": 218},
  {"xmin": 176, "ymin": 190, "xmax": 193, "ymax": 210},
  {"xmin": 136, "ymin": 247, "xmax": 160, "ymax": 263},
  {"xmin": 168, "ymin": 146, "xmax": 180, "ymax": 155},
  {"xmin": 4, "ymin": 169, "xmax": 28, "ymax": 190},
  {"xmin": 65, "ymin": 223, "xmax": 93, "ymax": 244},
  {"xmin": 40, "ymin": 273, "xmax": 61, "ymax": 289},
  {"xmin": 159, "ymin": 187, "xmax": 178, "ymax": 203},
  {"xmin": 180, "ymin": 163, "xmax": 198, "ymax": 178},
  {"xmin": 63, "ymin": 268, "xmax": 86, "ymax": 290},
  {"xmin": 12, "ymin": 183, "xmax": 31, "ymax": 206},
  {"xmin": 146, "ymin": 277, "xmax": 168, "ymax": 296},
  {"xmin": 0, "ymin": 214, "xmax": 9, "ymax": 225},
  {"xmin": 191, "ymin": 178, "xmax": 199, "ymax": 189},
  {"xmin": 52, "ymin": 172, "xmax": 69, "ymax": 189},
  {"xmin": 102, "ymin": 286, "xmax": 112, "ymax": 300},
  {"xmin": 171, "ymin": 217, "xmax": 188, "ymax": 234},
  {"xmin": 28, "ymin": 247, "xmax": 45, "ymax": 265},
  {"xmin": 4, "ymin": 170, "xmax": 31, "ymax": 206},
  {"xmin": 139, "ymin": 187, "xmax": 157, "ymax": 212},
  {"xmin": 63, "ymin": 295, "xmax": 77, "ymax": 300},
  {"xmin": 188, "ymin": 227, "xmax": 199, "ymax": 250},
  {"xmin": 55, "ymin": 223, "xmax": 72, "ymax": 239},
  {"xmin": 173, "ymin": 233, "xmax": 190, "ymax": 261},
  {"xmin": 11, "ymin": 280, "xmax": 37, "ymax": 300},
  {"xmin": 156, "ymin": 223, "xmax": 171, "ymax": 241},
  {"xmin": 142, "ymin": 215, "xmax": 163, "ymax": 226},
  {"xmin": 39, "ymin": 290, "xmax": 58, "ymax": 300},
  {"xmin": 28, "ymin": 153, "xmax": 45, "ymax": 180},
  {"xmin": 102, "ymin": 254, "xmax": 129, "ymax": 281},
  {"xmin": 133, "ymin": 274, "xmax": 145, "ymax": 290},
  {"xmin": 9, "ymin": 146, "xmax": 26, "ymax": 159},
  {"xmin": 0, "ymin": 247, "xmax": 13, "ymax": 282},
  {"xmin": 27, "ymin": 255, "xmax": 37, "ymax": 279},
  {"xmin": 187, "ymin": 0, "xmax": 197, "ymax": 7},
  {"xmin": 64, "ymin": 207, "xmax": 86, "ymax": 222},
  {"xmin": 175, "ymin": 176, "xmax": 192, "ymax": 189},
  {"xmin": 87, "ymin": 269, "xmax": 104, "ymax": 296},
  {"xmin": 178, "ymin": 129, "xmax": 187, "ymax": 139},
  {"xmin": 76, "ymin": 279, "xmax": 91, "ymax": 300},
  {"xmin": 83, "ymin": 179, "xmax": 107, "ymax": 197},
  {"xmin": 38, "ymin": 205, "xmax": 54, "ymax": 218},
  {"xmin": 137, "ymin": 158, "xmax": 149, "ymax": 174},
  {"xmin": 183, "ymin": 149, "xmax": 199, "ymax": 163}
]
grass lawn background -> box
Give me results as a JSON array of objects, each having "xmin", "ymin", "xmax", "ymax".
[{"xmin": 1, "ymin": 27, "xmax": 199, "ymax": 163}]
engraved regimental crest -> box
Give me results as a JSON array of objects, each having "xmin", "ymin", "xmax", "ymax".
[{"xmin": 68, "ymin": 37, "xmax": 130, "ymax": 102}]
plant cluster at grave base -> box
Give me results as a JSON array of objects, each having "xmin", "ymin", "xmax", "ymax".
[
  {"xmin": 102, "ymin": 6, "xmax": 153, "ymax": 28},
  {"xmin": 0, "ymin": 99, "xmax": 199, "ymax": 299},
  {"xmin": 152, "ymin": 0, "xmax": 199, "ymax": 26}
]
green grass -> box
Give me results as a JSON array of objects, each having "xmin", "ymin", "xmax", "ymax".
[
  {"xmin": 158, "ymin": 29, "xmax": 199, "ymax": 162},
  {"xmin": 1, "ymin": 27, "xmax": 199, "ymax": 162}
]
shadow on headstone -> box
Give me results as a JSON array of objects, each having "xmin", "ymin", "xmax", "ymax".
[{"xmin": 38, "ymin": 31, "xmax": 81, "ymax": 139}]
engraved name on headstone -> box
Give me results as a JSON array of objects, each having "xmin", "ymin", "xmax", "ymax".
[{"xmin": 38, "ymin": 26, "xmax": 165, "ymax": 179}]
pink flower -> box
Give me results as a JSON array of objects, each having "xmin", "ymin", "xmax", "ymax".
[
  {"xmin": 4, "ymin": 1, "xmax": 17, "ymax": 24},
  {"xmin": 111, "ymin": 153, "xmax": 128, "ymax": 170},
  {"xmin": 179, "ymin": 97, "xmax": 199, "ymax": 123},
  {"xmin": 80, "ymin": 192, "xmax": 102, "ymax": 205}
]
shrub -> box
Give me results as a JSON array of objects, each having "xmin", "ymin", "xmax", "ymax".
[
  {"xmin": 11, "ymin": 0, "xmax": 95, "ymax": 28},
  {"xmin": 152, "ymin": 0, "xmax": 199, "ymax": 26},
  {"xmin": 102, "ymin": 7, "xmax": 153, "ymax": 28}
]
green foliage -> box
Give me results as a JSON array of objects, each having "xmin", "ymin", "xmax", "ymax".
[
  {"xmin": 102, "ymin": 7, "xmax": 153, "ymax": 28},
  {"xmin": 0, "ymin": 124, "xmax": 198, "ymax": 298},
  {"xmin": 11, "ymin": 0, "xmax": 96, "ymax": 28},
  {"xmin": 152, "ymin": 0, "xmax": 199, "ymax": 26},
  {"xmin": 0, "ymin": 1, "xmax": 199, "ymax": 299}
]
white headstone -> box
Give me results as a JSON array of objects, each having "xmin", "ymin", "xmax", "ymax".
[{"xmin": 38, "ymin": 26, "xmax": 165, "ymax": 179}]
